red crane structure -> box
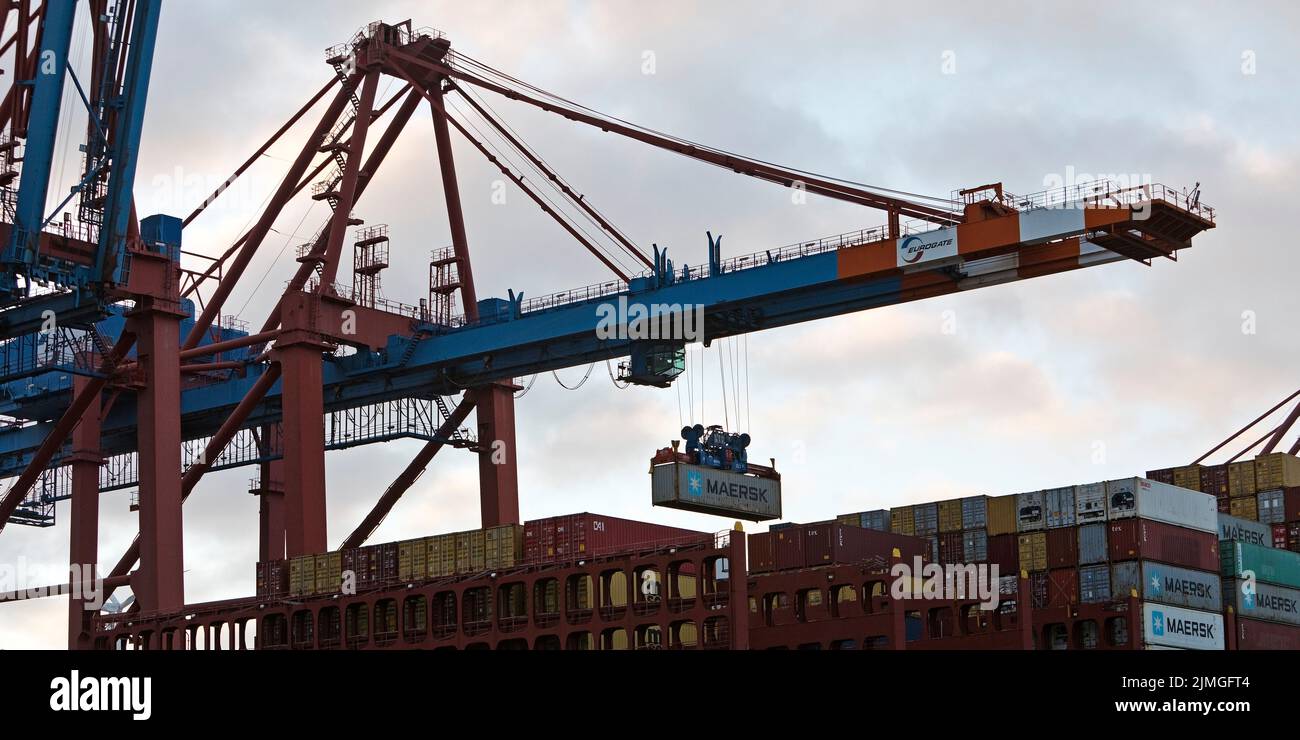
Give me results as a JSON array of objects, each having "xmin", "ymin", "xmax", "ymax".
[{"xmin": 0, "ymin": 17, "xmax": 1217, "ymax": 650}]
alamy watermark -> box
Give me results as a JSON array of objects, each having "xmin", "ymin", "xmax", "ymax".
[
  {"xmin": 0, "ymin": 559, "xmax": 104, "ymax": 610},
  {"xmin": 890, "ymin": 556, "xmax": 1001, "ymax": 610},
  {"xmin": 595, "ymin": 296, "xmax": 704, "ymax": 341}
]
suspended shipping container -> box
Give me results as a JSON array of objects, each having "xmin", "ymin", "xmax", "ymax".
[
  {"xmin": 1111, "ymin": 561, "xmax": 1222, "ymax": 611},
  {"xmin": 1015, "ymin": 490, "xmax": 1045, "ymax": 532},
  {"xmin": 1218, "ymin": 513, "xmax": 1270, "ymax": 548},
  {"xmin": 1142, "ymin": 603, "xmax": 1224, "ymax": 650},
  {"xmin": 1077, "ymin": 523, "xmax": 1108, "ymax": 565},
  {"xmin": 1104, "ymin": 477, "xmax": 1217, "ymax": 532},
  {"xmin": 1107, "ymin": 519, "xmax": 1219, "ymax": 571},
  {"xmin": 650, "ymin": 461, "xmax": 782, "ymax": 521},
  {"xmin": 1223, "ymin": 579, "xmax": 1300, "ymax": 626}
]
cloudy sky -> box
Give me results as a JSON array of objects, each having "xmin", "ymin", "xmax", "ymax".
[{"xmin": 2, "ymin": 0, "xmax": 1297, "ymax": 647}]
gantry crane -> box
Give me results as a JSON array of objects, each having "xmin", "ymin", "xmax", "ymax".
[{"xmin": 0, "ymin": 15, "xmax": 1215, "ymax": 648}]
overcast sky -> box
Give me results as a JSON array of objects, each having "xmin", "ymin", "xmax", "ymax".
[{"xmin": 2, "ymin": 0, "xmax": 1298, "ymax": 647}]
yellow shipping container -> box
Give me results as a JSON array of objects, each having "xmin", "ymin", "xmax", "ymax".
[
  {"xmin": 315, "ymin": 551, "xmax": 341, "ymax": 595},
  {"xmin": 1017, "ymin": 532, "xmax": 1047, "ymax": 573},
  {"xmin": 1255, "ymin": 453, "xmax": 1300, "ymax": 491},
  {"xmin": 1173, "ymin": 465, "xmax": 1203, "ymax": 491},
  {"xmin": 298, "ymin": 555, "xmax": 317, "ymax": 597},
  {"xmin": 1229, "ymin": 496, "xmax": 1258, "ymax": 521},
  {"xmin": 289, "ymin": 556, "xmax": 305, "ymax": 597},
  {"xmin": 891, "ymin": 506, "xmax": 915, "ymax": 536},
  {"xmin": 423, "ymin": 536, "xmax": 447, "ymax": 578},
  {"xmin": 1229, "ymin": 461, "xmax": 1257, "ymax": 497},
  {"xmin": 438, "ymin": 534, "xmax": 456, "ymax": 577},
  {"xmin": 986, "ymin": 495, "xmax": 1018, "ymax": 536},
  {"xmin": 485, "ymin": 524, "xmax": 523, "ymax": 570},
  {"xmin": 836, "ymin": 514, "xmax": 860, "ymax": 526},
  {"xmin": 398, "ymin": 539, "xmax": 428, "ymax": 581},
  {"xmin": 938, "ymin": 499, "xmax": 963, "ymax": 533},
  {"xmin": 470, "ymin": 529, "xmax": 486, "ymax": 571},
  {"xmin": 454, "ymin": 532, "xmax": 472, "ymax": 574}
]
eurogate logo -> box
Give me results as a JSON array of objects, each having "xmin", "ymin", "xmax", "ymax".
[
  {"xmin": 896, "ymin": 230, "xmax": 958, "ymax": 267},
  {"xmin": 900, "ymin": 235, "xmax": 927, "ymax": 264}
]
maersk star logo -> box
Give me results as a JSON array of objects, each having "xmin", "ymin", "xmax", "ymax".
[
  {"xmin": 1149, "ymin": 572, "xmax": 1161, "ymax": 594},
  {"xmin": 1151, "ymin": 610, "xmax": 1165, "ymax": 636},
  {"xmin": 687, "ymin": 470, "xmax": 703, "ymax": 497}
]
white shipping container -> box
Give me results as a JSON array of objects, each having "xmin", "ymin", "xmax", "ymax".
[
  {"xmin": 1142, "ymin": 603, "xmax": 1224, "ymax": 650},
  {"xmin": 1075, "ymin": 482, "xmax": 1107, "ymax": 524},
  {"xmin": 1044, "ymin": 486, "xmax": 1076, "ymax": 529},
  {"xmin": 1105, "ymin": 477, "xmax": 1216, "ymax": 533},
  {"xmin": 1015, "ymin": 490, "xmax": 1045, "ymax": 532}
]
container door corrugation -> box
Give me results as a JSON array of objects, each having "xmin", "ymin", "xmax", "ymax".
[
  {"xmin": 986, "ymin": 495, "xmax": 1017, "ymax": 536},
  {"xmin": 1079, "ymin": 564, "xmax": 1111, "ymax": 603},
  {"xmin": 1077, "ymin": 523, "xmax": 1108, "ymax": 565},
  {"xmin": 913, "ymin": 503, "xmax": 939, "ymax": 536},
  {"xmin": 1200, "ymin": 464, "xmax": 1229, "ymax": 498},
  {"xmin": 938, "ymin": 499, "xmax": 963, "ymax": 533},
  {"xmin": 1015, "ymin": 490, "xmax": 1045, "ymax": 532},
  {"xmin": 1046, "ymin": 527, "xmax": 1078, "ymax": 569},
  {"xmin": 1255, "ymin": 453, "xmax": 1300, "ymax": 490},
  {"xmin": 861, "ymin": 509, "xmax": 890, "ymax": 532},
  {"xmin": 837, "ymin": 513, "xmax": 860, "ymax": 526},
  {"xmin": 1046, "ymin": 569, "xmax": 1078, "ymax": 608},
  {"xmin": 1111, "ymin": 561, "xmax": 1139, "ymax": 600},
  {"xmin": 1230, "ymin": 496, "xmax": 1258, "ymax": 522},
  {"xmin": 891, "ymin": 506, "xmax": 915, "ymax": 536},
  {"xmin": 1145, "ymin": 468, "xmax": 1175, "ymax": 485},
  {"xmin": 939, "ymin": 531, "xmax": 964, "ymax": 564},
  {"xmin": 960, "ymin": 496, "xmax": 988, "ymax": 530},
  {"xmin": 962, "ymin": 529, "xmax": 988, "ymax": 563},
  {"xmin": 1173, "ymin": 465, "xmax": 1203, "ymax": 492},
  {"xmin": 1016, "ymin": 532, "xmax": 1047, "ymax": 573},
  {"xmin": 1074, "ymin": 482, "xmax": 1107, "ymax": 524},
  {"xmin": 1257, "ymin": 490, "xmax": 1285, "ymax": 524},
  {"xmin": 1229, "ymin": 461, "xmax": 1257, "ymax": 497},
  {"xmin": 1044, "ymin": 487, "xmax": 1076, "ymax": 529},
  {"xmin": 1273, "ymin": 524, "xmax": 1290, "ymax": 551}
]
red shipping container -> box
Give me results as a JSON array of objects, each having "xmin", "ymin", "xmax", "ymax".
[
  {"xmin": 747, "ymin": 532, "xmax": 776, "ymax": 573},
  {"xmin": 774, "ymin": 527, "xmax": 805, "ymax": 571},
  {"xmin": 938, "ymin": 531, "xmax": 964, "ymax": 564},
  {"xmin": 1285, "ymin": 487, "xmax": 1300, "ymax": 522},
  {"xmin": 1030, "ymin": 571, "xmax": 1050, "ymax": 608},
  {"xmin": 1235, "ymin": 617, "xmax": 1300, "ymax": 650},
  {"xmin": 803, "ymin": 523, "xmax": 928, "ymax": 568},
  {"xmin": 1106, "ymin": 519, "xmax": 1218, "ymax": 571},
  {"xmin": 343, "ymin": 547, "xmax": 377, "ymax": 587},
  {"xmin": 523, "ymin": 513, "xmax": 708, "ymax": 563},
  {"xmin": 987, "ymin": 533, "xmax": 1019, "ymax": 573},
  {"xmin": 1290, "ymin": 523, "xmax": 1300, "ymax": 553},
  {"xmin": 1200, "ymin": 464, "xmax": 1229, "ymax": 497},
  {"xmin": 1145, "ymin": 467, "xmax": 1175, "ymax": 485},
  {"xmin": 1273, "ymin": 523, "xmax": 1290, "ymax": 550},
  {"xmin": 1046, "ymin": 568, "xmax": 1079, "ymax": 608},
  {"xmin": 1046, "ymin": 528, "xmax": 1079, "ymax": 569},
  {"xmin": 378, "ymin": 543, "xmax": 399, "ymax": 584}
]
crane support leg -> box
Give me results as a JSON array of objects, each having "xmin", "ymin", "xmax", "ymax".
[
  {"xmin": 257, "ymin": 425, "xmax": 286, "ymax": 563},
  {"xmin": 68, "ymin": 374, "xmax": 102, "ymax": 650},
  {"xmin": 475, "ymin": 382, "xmax": 520, "ymax": 527},
  {"xmin": 127, "ymin": 293, "xmax": 187, "ymax": 614},
  {"xmin": 277, "ymin": 338, "xmax": 330, "ymax": 557}
]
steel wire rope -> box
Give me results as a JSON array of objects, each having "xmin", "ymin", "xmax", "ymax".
[
  {"xmin": 552, "ymin": 362, "xmax": 594, "ymax": 390},
  {"xmin": 606, "ymin": 358, "xmax": 629, "ymax": 389}
]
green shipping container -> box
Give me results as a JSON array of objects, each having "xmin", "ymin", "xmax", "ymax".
[{"xmin": 1222, "ymin": 540, "xmax": 1300, "ymax": 590}]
